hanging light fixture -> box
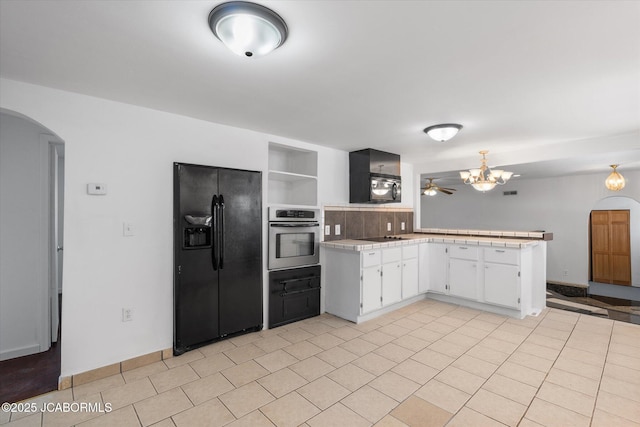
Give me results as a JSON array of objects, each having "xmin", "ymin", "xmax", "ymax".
[
  {"xmin": 209, "ymin": 2, "xmax": 288, "ymax": 58},
  {"xmin": 423, "ymin": 124, "xmax": 463, "ymax": 142},
  {"xmin": 605, "ymin": 164, "xmax": 625, "ymax": 191},
  {"xmin": 459, "ymin": 150, "xmax": 513, "ymax": 192}
]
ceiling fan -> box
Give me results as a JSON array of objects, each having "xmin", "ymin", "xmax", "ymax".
[{"xmin": 421, "ymin": 178, "xmax": 457, "ymax": 196}]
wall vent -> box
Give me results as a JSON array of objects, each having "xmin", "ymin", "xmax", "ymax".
[{"xmin": 503, "ymin": 190, "xmax": 518, "ymax": 196}]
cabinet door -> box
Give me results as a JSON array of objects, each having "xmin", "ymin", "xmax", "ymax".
[
  {"xmin": 402, "ymin": 257, "xmax": 419, "ymax": 298},
  {"xmin": 382, "ymin": 262, "xmax": 402, "ymax": 306},
  {"xmin": 427, "ymin": 244, "xmax": 448, "ymax": 294},
  {"xmin": 484, "ymin": 263, "xmax": 520, "ymax": 308},
  {"xmin": 448, "ymin": 258, "xmax": 478, "ymax": 300},
  {"xmin": 362, "ymin": 266, "xmax": 382, "ymax": 313}
]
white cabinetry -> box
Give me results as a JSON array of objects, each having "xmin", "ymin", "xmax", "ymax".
[
  {"xmin": 382, "ymin": 248, "xmax": 402, "ymax": 306},
  {"xmin": 361, "ymin": 250, "xmax": 382, "ymax": 313},
  {"xmin": 448, "ymin": 245, "xmax": 479, "ymax": 300},
  {"xmin": 268, "ymin": 142, "xmax": 318, "ymax": 206},
  {"xmin": 402, "ymin": 245, "xmax": 419, "ymax": 298},
  {"xmin": 425, "ymin": 244, "xmax": 448, "ymax": 294},
  {"xmin": 483, "ymin": 248, "xmax": 520, "ymax": 309},
  {"xmin": 323, "ymin": 245, "xmax": 424, "ymax": 323}
]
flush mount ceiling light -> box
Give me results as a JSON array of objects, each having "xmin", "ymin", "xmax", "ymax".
[
  {"xmin": 208, "ymin": 1, "xmax": 288, "ymax": 58},
  {"xmin": 605, "ymin": 164, "xmax": 625, "ymax": 191},
  {"xmin": 459, "ymin": 150, "xmax": 513, "ymax": 192},
  {"xmin": 423, "ymin": 123, "xmax": 463, "ymax": 142}
]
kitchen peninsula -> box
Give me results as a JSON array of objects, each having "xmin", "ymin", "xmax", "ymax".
[{"xmin": 321, "ymin": 228, "xmax": 551, "ymax": 323}]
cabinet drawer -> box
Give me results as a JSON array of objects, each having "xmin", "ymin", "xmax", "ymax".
[
  {"xmin": 362, "ymin": 250, "xmax": 381, "ymax": 268},
  {"xmin": 402, "ymin": 244, "xmax": 419, "ymax": 259},
  {"xmin": 449, "ymin": 245, "xmax": 478, "ymax": 260},
  {"xmin": 382, "ymin": 247, "xmax": 402, "ymax": 263},
  {"xmin": 484, "ymin": 248, "xmax": 519, "ymax": 265}
]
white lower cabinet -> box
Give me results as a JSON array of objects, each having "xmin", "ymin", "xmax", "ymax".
[
  {"xmin": 362, "ymin": 265, "xmax": 382, "ymax": 313},
  {"xmin": 426, "ymin": 244, "xmax": 448, "ymax": 294},
  {"xmin": 483, "ymin": 247, "xmax": 521, "ymax": 309},
  {"xmin": 402, "ymin": 245, "xmax": 419, "ymax": 298},
  {"xmin": 484, "ymin": 263, "xmax": 520, "ymax": 308},
  {"xmin": 381, "ymin": 247, "xmax": 402, "ymax": 306},
  {"xmin": 448, "ymin": 258, "xmax": 478, "ymax": 300},
  {"xmin": 323, "ymin": 239, "xmax": 544, "ymax": 323}
]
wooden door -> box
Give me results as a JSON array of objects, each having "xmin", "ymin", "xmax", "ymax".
[{"xmin": 591, "ymin": 210, "xmax": 631, "ymax": 285}]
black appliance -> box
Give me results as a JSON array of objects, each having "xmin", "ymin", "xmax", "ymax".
[
  {"xmin": 350, "ymin": 148, "xmax": 402, "ymax": 203},
  {"xmin": 173, "ymin": 163, "xmax": 262, "ymax": 355},
  {"xmin": 269, "ymin": 265, "xmax": 321, "ymax": 328}
]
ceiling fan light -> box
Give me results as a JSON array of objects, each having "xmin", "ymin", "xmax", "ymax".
[
  {"xmin": 424, "ymin": 188, "xmax": 437, "ymax": 196},
  {"xmin": 605, "ymin": 164, "xmax": 625, "ymax": 191},
  {"xmin": 423, "ymin": 123, "xmax": 463, "ymax": 142},
  {"xmin": 209, "ymin": 2, "xmax": 288, "ymax": 58}
]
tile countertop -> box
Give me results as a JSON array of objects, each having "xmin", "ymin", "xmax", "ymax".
[{"xmin": 321, "ymin": 228, "xmax": 551, "ymax": 252}]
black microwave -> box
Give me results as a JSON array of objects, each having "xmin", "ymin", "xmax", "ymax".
[{"xmin": 369, "ymin": 175, "xmax": 401, "ymax": 203}]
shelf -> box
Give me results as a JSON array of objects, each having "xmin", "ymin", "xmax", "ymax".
[
  {"xmin": 268, "ymin": 170, "xmax": 318, "ymax": 182},
  {"xmin": 268, "ymin": 142, "xmax": 318, "ymax": 207}
]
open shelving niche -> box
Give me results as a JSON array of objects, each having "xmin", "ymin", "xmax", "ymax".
[{"xmin": 268, "ymin": 142, "xmax": 318, "ymax": 207}]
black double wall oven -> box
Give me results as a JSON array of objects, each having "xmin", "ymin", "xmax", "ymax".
[{"xmin": 268, "ymin": 208, "xmax": 321, "ymax": 328}]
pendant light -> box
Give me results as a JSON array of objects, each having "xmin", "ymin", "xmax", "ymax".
[
  {"xmin": 459, "ymin": 150, "xmax": 513, "ymax": 192},
  {"xmin": 605, "ymin": 164, "xmax": 625, "ymax": 191},
  {"xmin": 423, "ymin": 124, "xmax": 463, "ymax": 142},
  {"xmin": 209, "ymin": 2, "xmax": 288, "ymax": 58}
]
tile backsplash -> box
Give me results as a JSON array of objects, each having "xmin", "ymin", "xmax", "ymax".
[{"xmin": 324, "ymin": 207, "xmax": 414, "ymax": 241}]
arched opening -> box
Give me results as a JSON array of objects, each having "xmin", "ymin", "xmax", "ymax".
[{"xmin": 0, "ymin": 108, "xmax": 66, "ymax": 401}]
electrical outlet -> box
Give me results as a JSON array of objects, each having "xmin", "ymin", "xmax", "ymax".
[
  {"xmin": 123, "ymin": 222, "xmax": 135, "ymax": 237},
  {"xmin": 325, "ymin": 225, "xmax": 331, "ymax": 235},
  {"xmin": 401, "ymin": 222, "xmax": 405, "ymax": 231},
  {"xmin": 387, "ymin": 222, "xmax": 392, "ymax": 232},
  {"xmin": 335, "ymin": 224, "xmax": 341, "ymax": 236},
  {"xmin": 122, "ymin": 308, "xmax": 133, "ymax": 322}
]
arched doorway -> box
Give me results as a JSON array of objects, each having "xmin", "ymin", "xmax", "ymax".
[{"xmin": 0, "ymin": 108, "xmax": 65, "ymax": 401}]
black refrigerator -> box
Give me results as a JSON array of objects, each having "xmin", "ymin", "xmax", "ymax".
[{"xmin": 173, "ymin": 163, "xmax": 262, "ymax": 355}]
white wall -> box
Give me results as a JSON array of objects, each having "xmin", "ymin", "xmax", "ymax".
[
  {"xmin": 420, "ymin": 170, "xmax": 640, "ymax": 288},
  {"xmin": 0, "ymin": 78, "xmax": 362, "ymax": 377}
]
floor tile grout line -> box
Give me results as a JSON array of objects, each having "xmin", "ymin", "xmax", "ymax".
[{"xmin": 587, "ymin": 314, "xmax": 614, "ymax": 427}]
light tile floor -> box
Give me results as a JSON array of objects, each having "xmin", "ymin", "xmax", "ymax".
[{"xmin": 2, "ymin": 298, "xmax": 640, "ymax": 427}]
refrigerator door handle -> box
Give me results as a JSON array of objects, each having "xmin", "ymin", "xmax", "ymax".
[
  {"xmin": 211, "ymin": 194, "xmax": 219, "ymax": 271},
  {"xmin": 219, "ymin": 195, "xmax": 225, "ymax": 269}
]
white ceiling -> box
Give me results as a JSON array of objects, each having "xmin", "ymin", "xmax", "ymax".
[{"xmin": 1, "ymin": 1, "xmax": 639, "ymax": 177}]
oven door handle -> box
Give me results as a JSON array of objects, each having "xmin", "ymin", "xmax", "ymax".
[{"xmin": 269, "ymin": 223, "xmax": 320, "ymax": 228}]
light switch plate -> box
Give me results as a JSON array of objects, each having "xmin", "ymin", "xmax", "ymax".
[
  {"xmin": 87, "ymin": 183, "xmax": 107, "ymax": 195},
  {"xmin": 335, "ymin": 224, "xmax": 341, "ymax": 235},
  {"xmin": 401, "ymin": 222, "xmax": 405, "ymax": 230},
  {"xmin": 325, "ymin": 225, "xmax": 331, "ymax": 235},
  {"xmin": 387, "ymin": 222, "xmax": 392, "ymax": 232}
]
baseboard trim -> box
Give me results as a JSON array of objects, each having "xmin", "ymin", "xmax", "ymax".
[
  {"xmin": 0, "ymin": 343, "xmax": 42, "ymax": 362},
  {"xmin": 59, "ymin": 347, "xmax": 174, "ymax": 390}
]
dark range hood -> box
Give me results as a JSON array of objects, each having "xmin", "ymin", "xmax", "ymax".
[{"xmin": 349, "ymin": 149, "xmax": 401, "ymax": 204}]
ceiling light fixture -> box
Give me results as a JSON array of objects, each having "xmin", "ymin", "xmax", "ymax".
[
  {"xmin": 460, "ymin": 150, "xmax": 513, "ymax": 192},
  {"xmin": 423, "ymin": 123, "xmax": 463, "ymax": 142},
  {"xmin": 605, "ymin": 164, "xmax": 625, "ymax": 191},
  {"xmin": 208, "ymin": 1, "xmax": 288, "ymax": 58}
]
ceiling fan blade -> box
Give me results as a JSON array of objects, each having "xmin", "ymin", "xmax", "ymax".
[
  {"xmin": 438, "ymin": 189, "xmax": 454, "ymax": 195},
  {"xmin": 439, "ymin": 187, "xmax": 457, "ymax": 191}
]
